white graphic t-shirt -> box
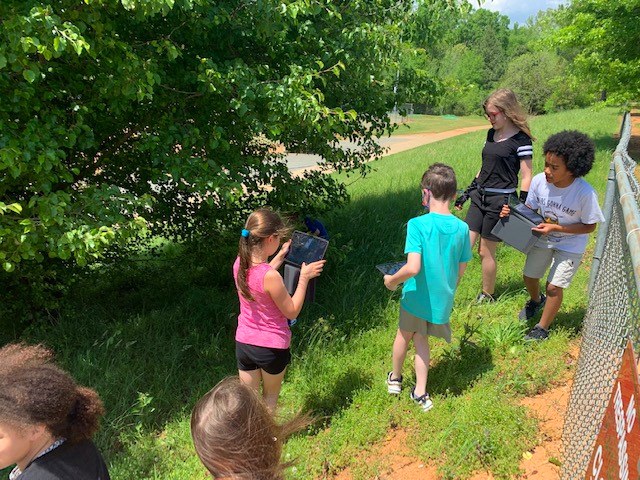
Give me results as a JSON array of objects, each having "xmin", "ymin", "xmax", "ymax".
[{"xmin": 526, "ymin": 173, "xmax": 605, "ymax": 254}]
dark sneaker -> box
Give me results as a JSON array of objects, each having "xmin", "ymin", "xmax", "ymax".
[
  {"xmin": 476, "ymin": 292, "xmax": 496, "ymax": 304},
  {"xmin": 524, "ymin": 325, "xmax": 549, "ymax": 341},
  {"xmin": 518, "ymin": 294, "xmax": 546, "ymax": 321},
  {"xmin": 386, "ymin": 372, "xmax": 403, "ymax": 394},
  {"xmin": 410, "ymin": 388, "xmax": 434, "ymax": 412}
]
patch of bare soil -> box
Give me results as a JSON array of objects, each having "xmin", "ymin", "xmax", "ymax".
[
  {"xmin": 327, "ymin": 344, "xmax": 579, "ymax": 480},
  {"xmin": 331, "ymin": 428, "xmax": 439, "ymax": 480}
]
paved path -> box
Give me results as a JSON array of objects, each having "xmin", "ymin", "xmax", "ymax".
[{"xmin": 287, "ymin": 124, "xmax": 487, "ymax": 174}]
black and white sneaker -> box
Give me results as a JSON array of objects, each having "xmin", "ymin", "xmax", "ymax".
[
  {"xmin": 475, "ymin": 292, "xmax": 496, "ymax": 304},
  {"xmin": 518, "ymin": 294, "xmax": 546, "ymax": 321},
  {"xmin": 524, "ymin": 325, "xmax": 549, "ymax": 341},
  {"xmin": 410, "ymin": 388, "xmax": 434, "ymax": 412}
]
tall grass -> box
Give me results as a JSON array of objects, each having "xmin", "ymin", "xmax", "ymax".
[{"xmin": 1, "ymin": 107, "xmax": 620, "ymax": 479}]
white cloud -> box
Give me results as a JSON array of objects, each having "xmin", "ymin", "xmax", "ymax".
[{"xmin": 480, "ymin": 0, "xmax": 567, "ymax": 25}]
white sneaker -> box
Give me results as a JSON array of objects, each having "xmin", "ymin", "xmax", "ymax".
[
  {"xmin": 386, "ymin": 371, "xmax": 402, "ymax": 394},
  {"xmin": 410, "ymin": 388, "xmax": 433, "ymax": 412}
]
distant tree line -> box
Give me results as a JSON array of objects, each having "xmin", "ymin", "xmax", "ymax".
[{"xmin": 398, "ymin": 0, "xmax": 639, "ymax": 116}]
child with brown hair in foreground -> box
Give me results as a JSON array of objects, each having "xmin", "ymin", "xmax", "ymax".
[{"xmin": 191, "ymin": 377, "xmax": 309, "ymax": 479}]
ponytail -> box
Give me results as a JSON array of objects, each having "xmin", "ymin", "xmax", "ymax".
[
  {"xmin": 58, "ymin": 386, "xmax": 105, "ymax": 443},
  {"xmin": 236, "ymin": 209, "xmax": 289, "ymax": 302},
  {"xmin": 237, "ymin": 235, "xmax": 255, "ymax": 301}
]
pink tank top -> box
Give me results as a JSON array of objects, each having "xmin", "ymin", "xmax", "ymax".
[{"xmin": 233, "ymin": 257, "xmax": 291, "ymax": 349}]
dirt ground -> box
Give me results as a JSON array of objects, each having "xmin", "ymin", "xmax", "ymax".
[
  {"xmin": 331, "ymin": 346, "xmax": 579, "ymax": 480},
  {"xmin": 289, "ymin": 124, "xmax": 487, "ymax": 177}
]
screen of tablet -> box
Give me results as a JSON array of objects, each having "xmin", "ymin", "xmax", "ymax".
[
  {"xmin": 512, "ymin": 203, "xmax": 545, "ymax": 225},
  {"xmin": 376, "ymin": 261, "xmax": 406, "ymax": 276},
  {"xmin": 284, "ymin": 231, "xmax": 329, "ymax": 267}
]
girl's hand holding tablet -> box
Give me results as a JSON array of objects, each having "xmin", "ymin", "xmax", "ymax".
[{"xmin": 300, "ymin": 259, "xmax": 326, "ymax": 280}]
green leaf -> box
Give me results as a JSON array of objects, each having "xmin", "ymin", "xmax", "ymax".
[
  {"xmin": 3, "ymin": 262, "xmax": 14, "ymax": 272},
  {"xmin": 0, "ymin": 54, "xmax": 6, "ymax": 69},
  {"xmin": 7, "ymin": 203, "xmax": 22, "ymax": 214},
  {"xmin": 23, "ymin": 69, "xmax": 37, "ymax": 83}
]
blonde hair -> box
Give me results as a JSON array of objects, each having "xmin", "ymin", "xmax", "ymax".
[
  {"xmin": 191, "ymin": 377, "xmax": 309, "ymax": 479},
  {"xmin": 484, "ymin": 89, "xmax": 535, "ymax": 141},
  {"xmin": 237, "ymin": 208, "xmax": 289, "ymax": 301}
]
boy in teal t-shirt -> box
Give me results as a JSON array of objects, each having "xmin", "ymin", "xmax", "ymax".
[{"xmin": 383, "ymin": 163, "xmax": 472, "ymax": 411}]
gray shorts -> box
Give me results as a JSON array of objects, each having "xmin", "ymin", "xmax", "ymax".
[
  {"xmin": 399, "ymin": 307, "xmax": 451, "ymax": 343},
  {"xmin": 524, "ymin": 246, "xmax": 583, "ymax": 289}
]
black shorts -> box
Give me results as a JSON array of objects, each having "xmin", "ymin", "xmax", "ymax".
[
  {"xmin": 465, "ymin": 190, "xmax": 511, "ymax": 242},
  {"xmin": 236, "ymin": 341, "xmax": 291, "ymax": 375}
]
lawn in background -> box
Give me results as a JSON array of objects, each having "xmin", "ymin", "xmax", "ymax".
[
  {"xmin": 0, "ymin": 107, "xmax": 620, "ymax": 479},
  {"xmin": 391, "ymin": 113, "xmax": 487, "ymax": 136}
]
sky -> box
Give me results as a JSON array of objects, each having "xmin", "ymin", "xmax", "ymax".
[{"xmin": 480, "ymin": 0, "xmax": 567, "ymax": 26}]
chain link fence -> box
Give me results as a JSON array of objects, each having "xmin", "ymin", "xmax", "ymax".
[{"xmin": 561, "ymin": 112, "xmax": 640, "ymax": 479}]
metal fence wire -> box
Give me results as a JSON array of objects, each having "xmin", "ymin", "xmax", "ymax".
[{"xmin": 561, "ymin": 112, "xmax": 640, "ymax": 479}]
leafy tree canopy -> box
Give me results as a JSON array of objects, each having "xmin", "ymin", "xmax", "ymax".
[
  {"xmin": 454, "ymin": 8, "xmax": 510, "ymax": 88},
  {"xmin": 499, "ymin": 50, "xmax": 566, "ymax": 114},
  {"xmin": 553, "ymin": 0, "xmax": 640, "ymax": 101},
  {"xmin": 0, "ymin": 0, "xmax": 409, "ymax": 273}
]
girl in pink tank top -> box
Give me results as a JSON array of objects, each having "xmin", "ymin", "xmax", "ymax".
[{"xmin": 234, "ymin": 208, "xmax": 325, "ymax": 412}]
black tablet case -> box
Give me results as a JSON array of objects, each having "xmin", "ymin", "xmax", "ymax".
[{"xmin": 491, "ymin": 203, "xmax": 545, "ymax": 253}]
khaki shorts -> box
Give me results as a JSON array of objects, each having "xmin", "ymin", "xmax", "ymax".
[
  {"xmin": 399, "ymin": 307, "xmax": 451, "ymax": 343},
  {"xmin": 524, "ymin": 246, "xmax": 583, "ymax": 289}
]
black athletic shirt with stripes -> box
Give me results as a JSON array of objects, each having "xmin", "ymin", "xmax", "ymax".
[{"xmin": 477, "ymin": 129, "xmax": 533, "ymax": 190}]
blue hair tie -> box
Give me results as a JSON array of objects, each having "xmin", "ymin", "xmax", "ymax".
[{"xmin": 241, "ymin": 229, "xmax": 250, "ymax": 238}]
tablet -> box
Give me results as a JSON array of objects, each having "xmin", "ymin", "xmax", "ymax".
[
  {"xmin": 376, "ymin": 261, "xmax": 406, "ymax": 276},
  {"xmin": 284, "ymin": 231, "xmax": 329, "ymax": 267},
  {"xmin": 512, "ymin": 202, "xmax": 545, "ymax": 225},
  {"xmin": 491, "ymin": 203, "xmax": 544, "ymax": 254}
]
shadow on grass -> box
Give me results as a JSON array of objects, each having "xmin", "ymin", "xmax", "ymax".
[
  {"xmin": 553, "ymin": 306, "xmax": 587, "ymax": 336},
  {"xmin": 494, "ymin": 278, "xmax": 527, "ymax": 301},
  {"xmin": 301, "ymin": 367, "xmax": 372, "ymax": 418},
  {"xmin": 590, "ymin": 133, "xmax": 618, "ymax": 153},
  {"xmin": 428, "ymin": 323, "xmax": 494, "ymax": 396}
]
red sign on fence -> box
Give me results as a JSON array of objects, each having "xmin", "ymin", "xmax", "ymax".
[{"xmin": 585, "ymin": 340, "xmax": 640, "ymax": 480}]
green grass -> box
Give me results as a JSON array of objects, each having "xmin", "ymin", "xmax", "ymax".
[
  {"xmin": 391, "ymin": 113, "xmax": 487, "ymax": 135},
  {"xmin": 1, "ymin": 107, "xmax": 620, "ymax": 479}
]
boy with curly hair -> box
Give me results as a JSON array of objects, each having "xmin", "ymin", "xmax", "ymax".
[{"xmin": 501, "ymin": 130, "xmax": 605, "ymax": 341}]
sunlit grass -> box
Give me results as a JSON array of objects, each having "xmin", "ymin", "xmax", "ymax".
[{"xmin": 391, "ymin": 113, "xmax": 487, "ymax": 136}]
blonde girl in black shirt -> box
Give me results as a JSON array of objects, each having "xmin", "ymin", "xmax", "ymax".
[{"xmin": 455, "ymin": 89, "xmax": 534, "ymax": 302}]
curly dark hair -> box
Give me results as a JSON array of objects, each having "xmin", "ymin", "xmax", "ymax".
[
  {"xmin": 543, "ymin": 130, "xmax": 596, "ymax": 178},
  {"xmin": 0, "ymin": 343, "xmax": 104, "ymax": 443}
]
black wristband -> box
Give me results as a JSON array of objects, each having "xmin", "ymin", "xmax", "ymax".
[
  {"xmin": 519, "ymin": 190, "xmax": 528, "ymax": 203},
  {"xmin": 455, "ymin": 192, "xmax": 470, "ymax": 208}
]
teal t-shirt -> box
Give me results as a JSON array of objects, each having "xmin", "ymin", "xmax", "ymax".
[{"xmin": 400, "ymin": 213, "xmax": 472, "ymax": 324}]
